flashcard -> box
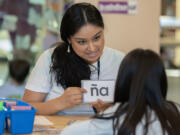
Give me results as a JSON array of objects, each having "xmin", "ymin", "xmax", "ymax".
[{"xmin": 81, "ymin": 80, "xmax": 115, "ymax": 103}]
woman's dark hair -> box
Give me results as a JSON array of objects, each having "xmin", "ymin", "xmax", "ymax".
[
  {"xmin": 9, "ymin": 59, "xmax": 30, "ymax": 84},
  {"xmin": 50, "ymin": 3, "xmax": 104, "ymax": 88},
  {"xmin": 97, "ymin": 49, "xmax": 180, "ymax": 135}
]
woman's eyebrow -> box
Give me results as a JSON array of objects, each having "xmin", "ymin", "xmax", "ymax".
[
  {"xmin": 73, "ymin": 37, "xmax": 86, "ymax": 40},
  {"xmin": 73, "ymin": 31, "xmax": 103, "ymax": 40},
  {"xmin": 93, "ymin": 31, "xmax": 102, "ymax": 37}
]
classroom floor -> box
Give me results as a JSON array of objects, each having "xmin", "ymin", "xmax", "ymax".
[{"xmin": 0, "ymin": 62, "xmax": 179, "ymax": 104}]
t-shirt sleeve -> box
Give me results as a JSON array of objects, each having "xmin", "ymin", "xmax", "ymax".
[
  {"xmin": 25, "ymin": 49, "xmax": 52, "ymax": 93},
  {"xmin": 61, "ymin": 119, "xmax": 113, "ymax": 135},
  {"xmin": 61, "ymin": 120, "xmax": 92, "ymax": 135}
]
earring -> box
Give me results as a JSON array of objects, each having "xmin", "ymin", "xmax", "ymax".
[{"xmin": 67, "ymin": 45, "xmax": 70, "ymax": 53}]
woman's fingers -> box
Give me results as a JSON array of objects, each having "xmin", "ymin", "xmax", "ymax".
[
  {"xmin": 91, "ymin": 99, "xmax": 113, "ymax": 112},
  {"xmin": 67, "ymin": 87, "xmax": 87, "ymax": 95},
  {"xmin": 97, "ymin": 99, "xmax": 105, "ymax": 105}
]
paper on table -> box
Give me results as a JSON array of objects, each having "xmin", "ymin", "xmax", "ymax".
[{"xmin": 34, "ymin": 116, "xmax": 54, "ymax": 126}]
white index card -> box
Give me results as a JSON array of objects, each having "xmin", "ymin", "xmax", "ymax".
[
  {"xmin": 81, "ymin": 80, "xmax": 115, "ymax": 103},
  {"xmin": 34, "ymin": 116, "xmax": 53, "ymax": 126}
]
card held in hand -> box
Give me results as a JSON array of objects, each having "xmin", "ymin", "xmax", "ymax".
[{"xmin": 81, "ymin": 80, "xmax": 115, "ymax": 103}]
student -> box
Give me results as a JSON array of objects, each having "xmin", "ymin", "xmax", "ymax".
[
  {"xmin": 0, "ymin": 59, "xmax": 30, "ymax": 99},
  {"xmin": 23, "ymin": 2, "xmax": 124, "ymax": 115},
  {"xmin": 61, "ymin": 49, "xmax": 180, "ymax": 135}
]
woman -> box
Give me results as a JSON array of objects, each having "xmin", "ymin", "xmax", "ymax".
[
  {"xmin": 23, "ymin": 3, "xmax": 124, "ymax": 115},
  {"xmin": 61, "ymin": 49, "xmax": 180, "ymax": 135}
]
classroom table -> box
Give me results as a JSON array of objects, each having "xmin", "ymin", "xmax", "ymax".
[
  {"xmin": 3, "ymin": 115, "xmax": 91, "ymax": 135},
  {"xmin": 33, "ymin": 115, "xmax": 91, "ymax": 135}
]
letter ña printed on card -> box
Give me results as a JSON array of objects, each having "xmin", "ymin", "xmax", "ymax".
[{"xmin": 81, "ymin": 80, "xmax": 115, "ymax": 103}]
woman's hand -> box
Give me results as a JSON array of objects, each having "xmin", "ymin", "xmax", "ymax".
[
  {"xmin": 23, "ymin": 88, "xmax": 87, "ymax": 115},
  {"xmin": 91, "ymin": 99, "xmax": 113, "ymax": 113},
  {"xmin": 60, "ymin": 87, "xmax": 87, "ymax": 109}
]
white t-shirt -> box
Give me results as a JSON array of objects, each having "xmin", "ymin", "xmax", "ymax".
[
  {"xmin": 61, "ymin": 103, "xmax": 180, "ymax": 135},
  {"xmin": 0, "ymin": 81, "xmax": 25, "ymax": 99},
  {"xmin": 25, "ymin": 47, "xmax": 124, "ymax": 114}
]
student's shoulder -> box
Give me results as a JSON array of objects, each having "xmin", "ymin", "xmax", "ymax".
[
  {"xmin": 103, "ymin": 103, "xmax": 120, "ymax": 114},
  {"xmin": 61, "ymin": 120, "xmax": 93, "ymax": 135},
  {"xmin": 61, "ymin": 118, "xmax": 113, "ymax": 135}
]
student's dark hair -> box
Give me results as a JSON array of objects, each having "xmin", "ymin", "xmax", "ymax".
[
  {"xmin": 9, "ymin": 59, "xmax": 30, "ymax": 84},
  {"xmin": 96, "ymin": 49, "xmax": 180, "ymax": 135},
  {"xmin": 50, "ymin": 3, "xmax": 104, "ymax": 88}
]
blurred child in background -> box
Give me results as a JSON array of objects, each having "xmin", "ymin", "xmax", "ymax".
[{"xmin": 0, "ymin": 59, "xmax": 30, "ymax": 99}]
